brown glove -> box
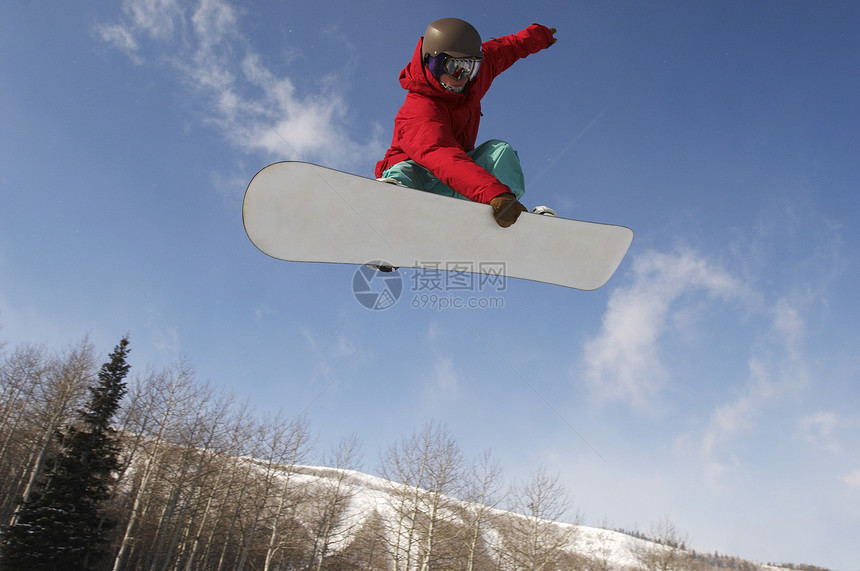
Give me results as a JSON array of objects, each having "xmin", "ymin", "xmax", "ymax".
[{"xmin": 489, "ymin": 193, "xmax": 527, "ymax": 228}]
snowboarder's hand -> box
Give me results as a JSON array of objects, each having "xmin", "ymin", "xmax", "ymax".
[
  {"xmin": 548, "ymin": 27, "xmax": 558, "ymax": 45},
  {"xmin": 490, "ymin": 193, "xmax": 527, "ymax": 228}
]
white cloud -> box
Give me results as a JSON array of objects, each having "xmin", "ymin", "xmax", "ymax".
[
  {"xmin": 299, "ymin": 328, "xmax": 366, "ymax": 385},
  {"xmin": 96, "ymin": 0, "xmax": 383, "ymax": 170},
  {"xmin": 842, "ymin": 468, "xmax": 860, "ymax": 492},
  {"xmin": 151, "ymin": 324, "xmax": 180, "ymax": 355},
  {"xmin": 127, "ymin": 0, "xmax": 185, "ymax": 39},
  {"xmin": 699, "ymin": 399, "xmax": 756, "ymax": 459},
  {"xmin": 336, "ymin": 334, "xmax": 359, "ymax": 358},
  {"xmin": 422, "ymin": 357, "xmax": 461, "ymax": 402},
  {"xmin": 191, "ymin": 0, "xmax": 238, "ymax": 48},
  {"xmin": 97, "ymin": 24, "xmax": 141, "ymax": 61},
  {"xmin": 700, "ymin": 299, "xmax": 809, "ymax": 459},
  {"xmin": 582, "ymin": 245, "xmax": 817, "ymax": 478},
  {"xmin": 798, "ymin": 410, "xmax": 860, "ymax": 457},
  {"xmin": 580, "ymin": 248, "xmax": 746, "ymax": 412},
  {"xmin": 798, "ymin": 411, "xmax": 843, "ymax": 454}
]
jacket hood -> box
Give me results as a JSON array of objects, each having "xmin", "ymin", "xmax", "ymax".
[{"xmin": 399, "ymin": 38, "xmax": 465, "ymax": 101}]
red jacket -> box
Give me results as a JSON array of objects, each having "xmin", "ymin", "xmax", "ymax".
[{"xmin": 375, "ymin": 24, "xmax": 555, "ymax": 204}]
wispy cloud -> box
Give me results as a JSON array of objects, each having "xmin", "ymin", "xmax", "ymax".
[
  {"xmin": 579, "ymin": 248, "xmax": 747, "ymax": 412},
  {"xmin": 695, "ymin": 203, "xmax": 847, "ymax": 492},
  {"xmin": 798, "ymin": 410, "xmax": 860, "ymax": 457},
  {"xmin": 798, "ymin": 411, "xmax": 843, "ymax": 451},
  {"xmin": 95, "ymin": 0, "xmax": 383, "ymax": 170},
  {"xmin": 422, "ymin": 357, "xmax": 461, "ymax": 402},
  {"xmin": 581, "ymin": 245, "xmax": 819, "ymax": 488},
  {"xmin": 699, "ymin": 299, "xmax": 809, "ymax": 459},
  {"xmin": 842, "ymin": 468, "xmax": 860, "ymax": 492},
  {"xmin": 581, "ymin": 240, "xmax": 830, "ymax": 475}
]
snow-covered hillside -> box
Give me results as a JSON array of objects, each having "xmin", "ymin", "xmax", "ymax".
[{"xmin": 290, "ymin": 464, "xmax": 797, "ymax": 571}]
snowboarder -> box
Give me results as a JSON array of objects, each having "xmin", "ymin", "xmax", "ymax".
[{"xmin": 375, "ymin": 18, "xmax": 558, "ymax": 228}]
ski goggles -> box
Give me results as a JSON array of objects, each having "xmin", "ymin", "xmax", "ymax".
[{"xmin": 439, "ymin": 55, "xmax": 482, "ymax": 81}]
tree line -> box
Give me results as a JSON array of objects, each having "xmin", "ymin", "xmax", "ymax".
[
  {"xmin": 0, "ymin": 334, "xmax": 590, "ymax": 570},
  {"xmin": 0, "ymin": 333, "xmax": 808, "ymax": 570}
]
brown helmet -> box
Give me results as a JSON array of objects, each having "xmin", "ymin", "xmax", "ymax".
[{"xmin": 421, "ymin": 18, "xmax": 482, "ymax": 60}]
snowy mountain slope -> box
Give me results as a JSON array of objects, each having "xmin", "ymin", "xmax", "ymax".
[{"xmin": 289, "ymin": 464, "xmax": 798, "ymax": 571}]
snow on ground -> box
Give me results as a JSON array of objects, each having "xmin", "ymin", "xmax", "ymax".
[{"xmin": 291, "ymin": 465, "xmax": 796, "ymax": 570}]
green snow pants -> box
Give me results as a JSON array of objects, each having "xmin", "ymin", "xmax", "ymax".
[{"xmin": 379, "ymin": 139, "xmax": 526, "ymax": 201}]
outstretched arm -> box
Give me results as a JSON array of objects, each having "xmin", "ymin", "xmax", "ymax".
[{"xmin": 478, "ymin": 23, "xmax": 557, "ymax": 79}]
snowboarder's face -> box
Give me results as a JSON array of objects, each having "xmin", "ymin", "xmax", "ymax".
[
  {"xmin": 429, "ymin": 55, "xmax": 481, "ymax": 93},
  {"xmin": 440, "ymin": 56, "xmax": 481, "ymax": 81},
  {"xmin": 439, "ymin": 72, "xmax": 470, "ymax": 91}
]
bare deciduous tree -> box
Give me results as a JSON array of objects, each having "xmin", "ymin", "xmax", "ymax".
[
  {"xmin": 306, "ymin": 434, "xmax": 363, "ymax": 571},
  {"xmin": 582, "ymin": 520, "xmax": 617, "ymax": 571},
  {"xmin": 111, "ymin": 359, "xmax": 202, "ymax": 570},
  {"xmin": 338, "ymin": 508, "xmax": 390, "ymax": 569},
  {"xmin": 182, "ymin": 398, "xmax": 253, "ymax": 570},
  {"xmin": 459, "ymin": 450, "xmax": 506, "ymax": 571},
  {"xmin": 0, "ymin": 344, "xmax": 48, "ymax": 519},
  {"xmin": 500, "ymin": 466, "xmax": 579, "ymax": 571},
  {"xmin": 8, "ymin": 338, "xmax": 94, "ymax": 526},
  {"xmin": 260, "ymin": 414, "xmax": 313, "ymax": 571},
  {"xmin": 379, "ymin": 421, "xmax": 464, "ymax": 571},
  {"xmin": 631, "ymin": 516, "xmax": 706, "ymax": 571}
]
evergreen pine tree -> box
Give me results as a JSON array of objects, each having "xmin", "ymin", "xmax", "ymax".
[{"xmin": 1, "ymin": 337, "xmax": 131, "ymax": 570}]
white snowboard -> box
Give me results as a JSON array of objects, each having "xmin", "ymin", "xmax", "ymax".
[{"xmin": 243, "ymin": 162, "xmax": 632, "ymax": 290}]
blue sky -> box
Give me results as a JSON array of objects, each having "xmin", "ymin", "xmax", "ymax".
[{"xmin": 2, "ymin": 1, "xmax": 858, "ymax": 568}]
